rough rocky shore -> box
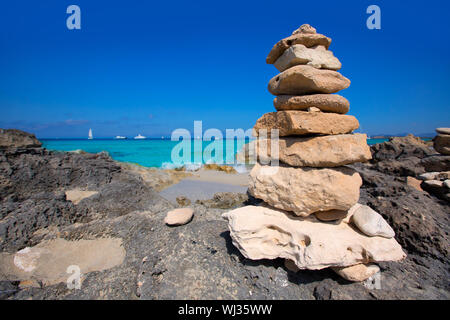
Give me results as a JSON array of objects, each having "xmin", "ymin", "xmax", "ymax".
[{"xmin": 0, "ymin": 129, "xmax": 448, "ymax": 300}]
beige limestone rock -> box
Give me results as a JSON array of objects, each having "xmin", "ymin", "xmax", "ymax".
[
  {"xmin": 266, "ymin": 33, "xmax": 332, "ymax": 64},
  {"xmin": 255, "ymin": 133, "xmax": 372, "ymax": 167},
  {"xmin": 433, "ymin": 134, "xmax": 450, "ymax": 155},
  {"xmin": 292, "ymin": 24, "xmax": 317, "ymax": 35},
  {"xmin": 274, "ymin": 94, "xmax": 349, "ymax": 114},
  {"xmin": 253, "ymin": 111, "xmax": 359, "ymax": 137},
  {"xmin": 268, "ymin": 65, "xmax": 350, "ymax": 95},
  {"xmin": 406, "ymin": 176, "xmax": 423, "ymax": 191},
  {"xmin": 418, "ymin": 171, "xmax": 450, "ymax": 181},
  {"xmin": 248, "ymin": 163, "xmax": 362, "ymax": 216},
  {"xmin": 351, "ymin": 204, "xmax": 395, "ymax": 239},
  {"xmin": 332, "ymin": 264, "xmax": 380, "ymax": 282},
  {"xmin": 164, "ymin": 208, "xmax": 194, "ymax": 226},
  {"xmin": 436, "ymin": 128, "xmax": 450, "ymax": 135},
  {"xmin": 274, "ymin": 44, "xmax": 342, "ymax": 72},
  {"xmin": 222, "ymin": 205, "xmax": 406, "ymax": 270},
  {"xmin": 444, "ymin": 180, "xmax": 450, "ymax": 189},
  {"xmin": 65, "ymin": 190, "xmax": 98, "ymax": 205}
]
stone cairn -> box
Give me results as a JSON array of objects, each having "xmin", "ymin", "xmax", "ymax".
[
  {"xmin": 419, "ymin": 127, "xmax": 450, "ymax": 201},
  {"xmin": 225, "ymin": 25, "xmax": 406, "ymax": 282}
]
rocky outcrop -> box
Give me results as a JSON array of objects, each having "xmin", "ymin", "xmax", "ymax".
[
  {"xmin": 253, "ymin": 111, "xmax": 359, "ymax": 136},
  {"xmin": 0, "ymin": 129, "xmax": 42, "ymax": 149}
]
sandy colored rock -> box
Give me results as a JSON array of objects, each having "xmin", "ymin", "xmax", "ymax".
[
  {"xmin": 436, "ymin": 128, "xmax": 450, "ymax": 135},
  {"xmin": 164, "ymin": 208, "xmax": 194, "ymax": 226},
  {"xmin": 406, "ymin": 176, "xmax": 423, "ymax": 191},
  {"xmin": 418, "ymin": 171, "xmax": 450, "ymax": 181},
  {"xmin": 444, "ymin": 179, "xmax": 450, "ymax": 189},
  {"xmin": 253, "ymin": 111, "xmax": 359, "ymax": 137},
  {"xmin": 314, "ymin": 210, "xmax": 348, "ymax": 222},
  {"xmin": 433, "ymin": 134, "xmax": 450, "ymax": 155},
  {"xmin": 268, "ymin": 65, "xmax": 350, "ymax": 96},
  {"xmin": 274, "ymin": 44, "xmax": 341, "ymax": 72},
  {"xmin": 351, "ymin": 204, "xmax": 395, "ymax": 238},
  {"xmin": 292, "ymin": 24, "xmax": 317, "ymax": 35},
  {"xmin": 255, "ymin": 133, "xmax": 371, "ymax": 167},
  {"xmin": 274, "ymin": 94, "xmax": 349, "ymax": 114},
  {"xmin": 266, "ymin": 32, "xmax": 332, "ymax": 64},
  {"xmin": 332, "ymin": 264, "xmax": 380, "ymax": 282},
  {"xmin": 65, "ymin": 189, "xmax": 98, "ymax": 205},
  {"xmin": 249, "ymin": 163, "xmax": 362, "ymax": 216},
  {"xmin": 222, "ymin": 206, "xmax": 406, "ymax": 270}
]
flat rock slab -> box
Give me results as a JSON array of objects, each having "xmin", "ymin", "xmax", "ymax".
[
  {"xmin": 253, "ymin": 111, "xmax": 359, "ymax": 137},
  {"xmin": 159, "ymin": 180, "xmax": 248, "ymax": 204},
  {"xmin": 249, "ymin": 163, "xmax": 362, "ymax": 216},
  {"xmin": 222, "ymin": 205, "xmax": 406, "ymax": 270},
  {"xmin": 0, "ymin": 238, "xmax": 125, "ymax": 286},
  {"xmin": 268, "ymin": 65, "xmax": 350, "ymax": 95},
  {"xmin": 274, "ymin": 44, "xmax": 341, "ymax": 72},
  {"xmin": 256, "ymin": 133, "xmax": 372, "ymax": 167},
  {"xmin": 266, "ymin": 32, "xmax": 331, "ymax": 64},
  {"xmin": 274, "ymin": 94, "xmax": 349, "ymax": 114},
  {"xmin": 436, "ymin": 128, "xmax": 450, "ymax": 135}
]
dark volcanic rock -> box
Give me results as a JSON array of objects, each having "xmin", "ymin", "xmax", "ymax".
[
  {"xmin": 370, "ymin": 134, "xmax": 434, "ymax": 161},
  {"xmin": 420, "ymin": 155, "xmax": 450, "ymax": 172},
  {"xmin": 0, "ymin": 129, "xmax": 42, "ymax": 149}
]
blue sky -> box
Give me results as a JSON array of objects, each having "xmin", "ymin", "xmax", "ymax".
[{"xmin": 0, "ymin": 0, "xmax": 449, "ymax": 138}]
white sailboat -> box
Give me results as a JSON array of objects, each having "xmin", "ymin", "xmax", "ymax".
[
  {"xmin": 88, "ymin": 129, "xmax": 93, "ymax": 140},
  {"xmin": 134, "ymin": 134, "xmax": 146, "ymax": 140}
]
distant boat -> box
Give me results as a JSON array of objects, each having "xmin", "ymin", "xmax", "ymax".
[
  {"xmin": 134, "ymin": 134, "xmax": 146, "ymax": 140},
  {"xmin": 161, "ymin": 136, "xmax": 164, "ymax": 140},
  {"xmin": 88, "ymin": 129, "xmax": 93, "ymax": 140},
  {"xmin": 115, "ymin": 136, "xmax": 127, "ymax": 140}
]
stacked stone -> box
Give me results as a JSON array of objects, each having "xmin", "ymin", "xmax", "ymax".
[
  {"xmin": 224, "ymin": 25, "xmax": 406, "ymax": 282},
  {"xmin": 433, "ymin": 128, "xmax": 450, "ymax": 155}
]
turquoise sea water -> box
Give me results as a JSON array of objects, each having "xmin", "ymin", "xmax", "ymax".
[{"xmin": 40, "ymin": 138, "xmax": 416, "ymax": 169}]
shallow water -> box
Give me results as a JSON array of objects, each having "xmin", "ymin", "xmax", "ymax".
[{"xmin": 41, "ymin": 138, "xmax": 426, "ymax": 168}]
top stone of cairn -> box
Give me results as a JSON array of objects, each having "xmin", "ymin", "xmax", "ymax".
[{"xmin": 266, "ymin": 24, "xmax": 332, "ymax": 64}]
